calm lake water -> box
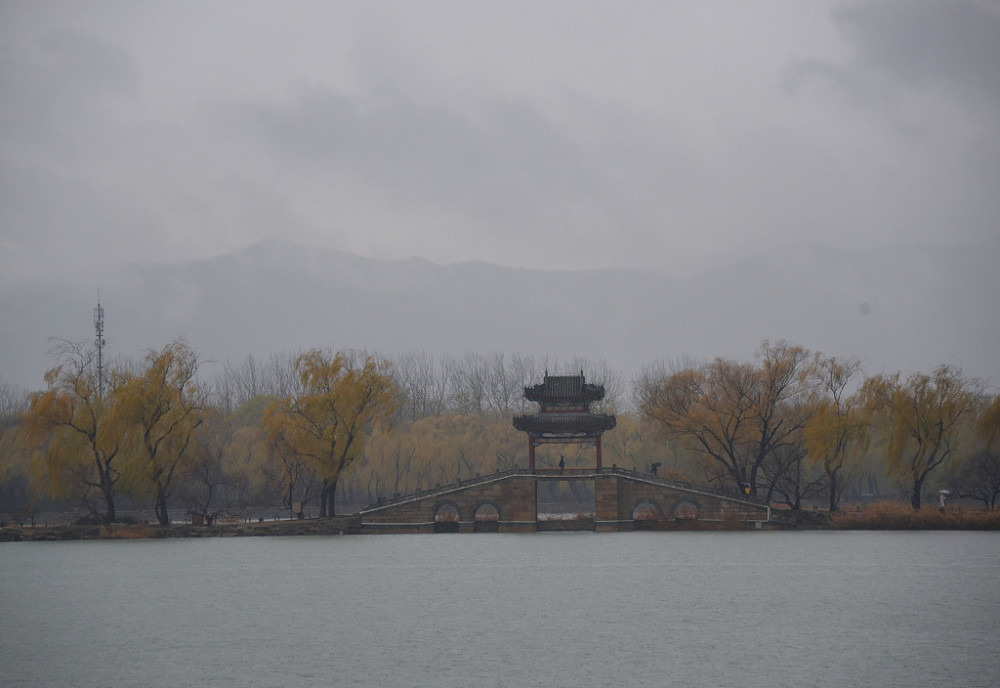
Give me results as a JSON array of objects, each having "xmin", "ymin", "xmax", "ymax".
[{"xmin": 1, "ymin": 531, "xmax": 998, "ymax": 688}]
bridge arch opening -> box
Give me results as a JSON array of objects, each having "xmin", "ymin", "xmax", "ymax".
[
  {"xmin": 433, "ymin": 502, "xmax": 460, "ymax": 533},
  {"xmin": 632, "ymin": 500, "xmax": 662, "ymax": 530},
  {"xmin": 673, "ymin": 500, "xmax": 700, "ymax": 520},
  {"xmin": 473, "ymin": 502, "xmax": 500, "ymax": 533},
  {"xmin": 537, "ymin": 479, "xmax": 594, "ymax": 519},
  {"xmin": 633, "ymin": 500, "xmax": 662, "ymax": 520}
]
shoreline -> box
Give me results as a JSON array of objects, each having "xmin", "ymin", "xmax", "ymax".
[
  {"xmin": 0, "ymin": 516, "xmax": 363, "ymax": 542},
  {"xmin": 2, "ymin": 507, "xmax": 999, "ymax": 541}
]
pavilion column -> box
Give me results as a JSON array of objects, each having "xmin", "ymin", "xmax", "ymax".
[
  {"xmin": 528, "ymin": 437, "xmax": 536, "ymax": 471},
  {"xmin": 595, "ymin": 436, "xmax": 603, "ymax": 469}
]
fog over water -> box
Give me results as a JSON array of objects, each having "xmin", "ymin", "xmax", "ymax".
[
  {"xmin": 2, "ymin": 2, "xmax": 998, "ymax": 391},
  {"xmin": 2, "ymin": 532, "xmax": 999, "ymax": 687}
]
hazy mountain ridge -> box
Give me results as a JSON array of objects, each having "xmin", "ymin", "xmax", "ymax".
[{"xmin": 1, "ymin": 240, "xmax": 997, "ymax": 392}]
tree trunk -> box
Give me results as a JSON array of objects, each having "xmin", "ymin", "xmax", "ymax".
[
  {"xmin": 327, "ymin": 478, "xmax": 338, "ymax": 517},
  {"xmin": 911, "ymin": 476, "xmax": 924, "ymax": 510},
  {"xmin": 96, "ymin": 458, "xmax": 116, "ymax": 524},
  {"xmin": 155, "ymin": 486, "xmax": 170, "ymax": 525},
  {"xmin": 318, "ymin": 480, "xmax": 331, "ymax": 518},
  {"xmin": 790, "ymin": 459, "xmax": 802, "ymax": 510},
  {"xmin": 828, "ymin": 469, "xmax": 839, "ymax": 513},
  {"xmin": 103, "ymin": 485, "xmax": 116, "ymax": 525}
]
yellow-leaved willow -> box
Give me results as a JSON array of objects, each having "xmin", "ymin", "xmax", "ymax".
[{"xmin": 262, "ymin": 350, "xmax": 396, "ymax": 517}]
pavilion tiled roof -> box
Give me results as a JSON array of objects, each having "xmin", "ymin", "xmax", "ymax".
[
  {"xmin": 512, "ymin": 411, "xmax": 617, "ymax": 436},
  {"xmin": 523, "ymin": 373, "xmax": 605, "ymax": 404}
]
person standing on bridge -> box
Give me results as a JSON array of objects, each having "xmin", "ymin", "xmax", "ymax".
[{"xmin": 559, "ymin": 456, "xmax": 565, "ymax": 472}]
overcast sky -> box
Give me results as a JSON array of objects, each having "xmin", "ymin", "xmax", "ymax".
[{"xmin": 1, "ymin": 0, "xmax": 998, "ymax": 287}]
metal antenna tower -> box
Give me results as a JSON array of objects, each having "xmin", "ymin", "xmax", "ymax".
[{"xmin": 94, "ymin": 292, "xmax": 106, "ymax": 399}]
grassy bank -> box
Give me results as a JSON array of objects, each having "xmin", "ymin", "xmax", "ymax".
[
  {"xmin": 0, "ymin": 516, "xmax": 362, "ymax": 542},
  {"xmin": 830, "ymin": 502, "xmax": 1000, "ymax": 530},
  {"xmin": 3, "ymin": 505, "xmax": 998, "ymax": 541}
]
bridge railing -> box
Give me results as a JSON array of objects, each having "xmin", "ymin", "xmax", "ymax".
[
  {"xmin": 599, "ymin": 466, "xmax": 769, "ymax": 506},
  {"xmin": 360, "ymin": 465, "xmax": 768, "ymax": 513},
  {"xmin": 362, "ymin": 468, "xmax": 535, "ymax": 512}
]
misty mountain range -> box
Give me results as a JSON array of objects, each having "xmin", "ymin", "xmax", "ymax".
[{"xmin": 2, "ymin": 239, "xmax": 997, "ymax": 392}]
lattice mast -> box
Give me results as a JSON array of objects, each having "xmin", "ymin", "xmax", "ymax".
[{"xmin": 94, "ymin": 293, "xmax": 106, "ymax": 399}]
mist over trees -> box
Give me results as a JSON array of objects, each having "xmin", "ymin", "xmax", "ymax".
[{"xmin": 1, "ymin": 338, "xmax": 997, "ymax": 525}]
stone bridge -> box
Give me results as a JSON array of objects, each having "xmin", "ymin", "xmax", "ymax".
[{"xmin": 358, "ymin": 468, "xmax": 770, "ymax": 533}]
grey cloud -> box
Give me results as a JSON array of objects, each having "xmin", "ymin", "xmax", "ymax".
[
  {"xmin": 2, "ymin": 1, "xmax": 998, "ymax": 389},
  {"xmin": 785, "ymin": 0, "xmax": 1000, "ymax": 115},
  {"xmin": 778, "ymin": 0, "xmax": 1000, "ymax": 250},
  {"xmin": 1, "ymin": 1, "xmax": 996, "ymax": 283},
  {"xmin": 835, "ymin": 0, "xmax": 1000, "ymax": 103},
  {"xmin": 231, "ymin": 84, "xmax": 642, "ymax": 241},
  {"xmin": 36, "ymin": 29, "xmax": 141, "ymax": 98},
  {"xmin": 782, "ymin": 58, "xmax": 879, "ymax": 104},
  {"xmin": 0, "ymin": 29, "xmax": 141, "ymax": 157}
]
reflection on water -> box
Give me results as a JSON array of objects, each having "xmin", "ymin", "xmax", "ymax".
[{"xmin": 2, "ymin": 531, "xmax": 998, "ymax": 688}]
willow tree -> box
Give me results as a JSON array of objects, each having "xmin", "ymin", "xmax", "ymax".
[
  {"xmin": 115, "ymin": 340, "xmax": 205, "ymax": 525},
  {"xmin": 862, "ymin": 365, "xmax": 983, "ymax": 509},
  {"xmin": 802, "ymin": 354, "xmax": 867, "ymax": 511},
  {"xmin": 21, "ymin": 341, "xmax": 125, "ymax": 524},
  {"xmin": 262, "ymin": 350, "xmax": 396, "ymax": 517},
  {"xmin": 0, "ymin": 382, "xmax": 31, "ymax": 513},
  {"xmin": 257, "ymin": 398, "xmax": 321, "ymax": 519},
  {"xmin": 955, "ymin": 394, "xmax": 1000, "ymax": 510}
]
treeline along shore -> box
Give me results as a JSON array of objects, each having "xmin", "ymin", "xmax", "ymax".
[{"xmin": 1, "ymin": 339, "xmax": 998, "ymax": 531}]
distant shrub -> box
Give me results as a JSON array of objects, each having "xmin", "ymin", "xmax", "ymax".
[
  {"xmin": 99, "ymin": 524, "xmax": 162, "ymax": 539},
  {"xmin": 74, "ymin": 516, "xmax": 103, "ymax": 526}
]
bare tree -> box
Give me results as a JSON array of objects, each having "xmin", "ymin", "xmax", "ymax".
[
  {"xmin": 561, "ymin": 357, "xmax": 626, "ymax": 413},
  {"xmin": 180, "ymin": 412, "xmax": 241, "ymax": 525},
  {"xmin": 952, "ymin": 448, "xmax": 1000, "ymax": 511},
  {"xmin": 392, "ymin": 351, "xmax": 447, "ymax": 420},
  {"xmin": 639, "ymin": 342, "xmax": 813, "ymax": 499},
  {"xmin": 762, "ymin": 429, "xmax": 826, "ymax": 509},
  {"xmin": 0, "ymin": 379, "xmax": 30, "ymax": 421},
  {"xmin": 446, "ymin": 353, "xmax": 490, "ymax": 414}
]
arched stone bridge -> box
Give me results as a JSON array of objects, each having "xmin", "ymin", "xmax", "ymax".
[{"xmin": 358, "ymin": 468, "xmax": 770, "ymax": 533}]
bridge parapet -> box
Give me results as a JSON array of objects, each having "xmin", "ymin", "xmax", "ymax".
[
  {"xmin": 360, "ymin": 470, "xmax": 537, "ymax": 533},
  {"xmin": 361, "ymin": 468, "xmax": 533, "ymax": 513},
  {"xmin": 358, "ymin": 467, "xmax": 769, "ymax": 533},
  {"xmin": 595, "ymin": 471, "xmax": 769, "ymax": 531}
]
